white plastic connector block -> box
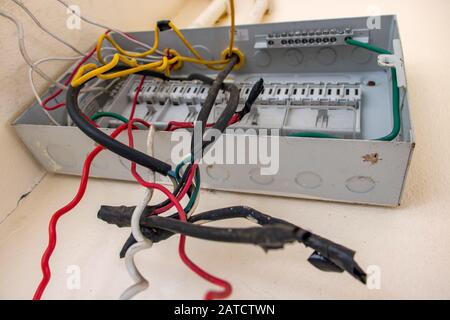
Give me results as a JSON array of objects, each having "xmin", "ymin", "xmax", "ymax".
[{"xmin": 377, "ymin": 39, "xmax": 407, "ymax": 88}]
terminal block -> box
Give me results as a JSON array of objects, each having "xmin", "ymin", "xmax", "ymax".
[{"xmin": 255, "ymin": 27, "xmax": 369, "ymax": 49}]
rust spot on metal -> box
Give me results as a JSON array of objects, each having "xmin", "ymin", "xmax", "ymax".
[{"xmin": 363, "ymin": 153, "xmax": 382, "ymax": 165}]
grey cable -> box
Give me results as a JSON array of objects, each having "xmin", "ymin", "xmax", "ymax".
[
  {"xmin": 10, "ymin": 0, "xmax": 86, "ymax": 56},
  {"xmin": 0, "ymin": 11, "xmax": 66, "ymax": 90}
]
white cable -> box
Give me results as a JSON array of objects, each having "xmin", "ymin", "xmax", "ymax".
[
  {"xmin": 120, "ymin": 126, "xmax": 156, "ymax": 300},
  {"xmin": 29, "ymin": 56, "xmax": 83, "ymax": 126},
  {"xmin": 29, "ymin": 56, "xmax": 83, "ymax": 106},
  {"xmin": 0, "ymin": 11, "xmax": 67, "ymax": 90},
  {"xmin": 55, "ymin": 0, "xmax": 164, "ymax": 56},
  {"xmin": 29, "ymin": 56, "xmax": 108, "ymax": 126},
  {"xmin": 10, "ymin": 0, "xmax": 86, "ymax": 56}
]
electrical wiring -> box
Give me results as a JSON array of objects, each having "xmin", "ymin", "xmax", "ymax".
[
  {"xmin": 10, "ymin": 0, "xmax": 85, "ymax": 56},
  {"xmin": 21, "ymin": 0, "xmax": 380, "ymax": 301},
  {"xmin": 28, "ymin": 55, "xmax": 110, "ymax": 126},
  {"xmin": 60, "ymin": 2, "xmax": 242, "ymax": 296},
  {"xmin": 92, "ymin": 9, "xmax": 237, "ymax": 73},
  {"xmin": 125, "ymin": 118, "xmax": 232, "ymax": 300},
  {"xmin": 120, "ymin": 126, "xmax": 156, "ymax": 300},
  {"xmin": 124, "ymin": 79, "xmax": 230, "ymax": 299},
  {"xmin": 118, "ymin": 156, "xmax": 200, "ymax": 261},
  {"xmin": 66, "ymin": 58, "xmax": 242, "ymax": 178},
  {"xmin": 28, "ymin": 56, "xmax": 83, "ymax": 126},
  {"xmin": 69, "ymin": 0, "xmax": 240, "ymax": 87},
  {"xmin": 33, "ymin": 122, "xmax": 134, "ymax": 300},
  {"xmin": 29, "ymin": 56, "xmax": 83, "ymax": 107},
  {"xmin": 175, "ymin": 155, "xmax": 201, "ymax": 216},
  {"xmin": 68, "ymin": 67, "xmax": 243, "ymax": 218},
  {"xmin": 96, "ymin": 26, "xmax": 160, "ymax": 65},
  {"xmin": 29, "ymin": 53, "xmax": 107, "ymax": 114},
  {"xmin": 39, "ymin": 47, "xmax": 97, "ymax": 111}
]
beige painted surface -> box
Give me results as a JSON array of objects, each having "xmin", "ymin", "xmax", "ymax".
[{"xmin": 0, "ymin": 0, "xmax": 449, "ymax": 299}]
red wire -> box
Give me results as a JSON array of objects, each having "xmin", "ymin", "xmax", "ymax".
[
  {"xmin": 166, "ymin": 114, "xmax": 241, "ymax": 132},
  {"xmin": 33, "ymin": 123, "xmax": 130, "ymax": 300},
  {"xmin": 42, "ymin": 47, "xmax": 97, "ymax": 111},
  {"xmin": 129, "ymin": 76, "xmax": 146, "ymax": 120}
]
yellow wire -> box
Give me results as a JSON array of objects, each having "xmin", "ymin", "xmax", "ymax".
[
  {"xmin": 71, "ymin": 54, "xmax": 138, "ymax": 87},
  {"xmin": 228, "ymin": 0, "xmax": 235, "ymax": 55},
  {"xmin": 97, "ymin": 56, "xmax": 174, "ymax": 80},
  {"xmin": 96, "ymin": 26, "xmax": 160, "ymax": 65},
  {"xmin": 167, "ymin": 0, "xmax": 236, "ymax": 68},
  {"xmin": 71, "ymin": 0, "xmax": 239, "ymax": 87}
]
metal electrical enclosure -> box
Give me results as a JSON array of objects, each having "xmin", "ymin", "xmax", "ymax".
[{"xmin": 13, "ymin": 15, "xmax": 414, "ymax": 206}]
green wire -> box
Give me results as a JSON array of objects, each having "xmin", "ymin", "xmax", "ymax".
[
  {"xmin": 90, "ymin": 112, "xmax": 129, "ymax": 123},
  {"xmin": 289, "ymin": 38, "xmax": 401, "ymax": 141},
  {"xmin": 175, "ymin": 155, "xmax": 200, "ymax": 213},
  {"xmin": 288, "ymin": 132, "xmax": 338, "ymax": 139},
  {"xmin": 346, "ymin": 38, "xmax": 400, "ymax": 141}
]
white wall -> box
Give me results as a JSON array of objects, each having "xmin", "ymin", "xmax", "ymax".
[{"xmin": 0, "ymin": 0, "xmax": 185, "ymax": 221}]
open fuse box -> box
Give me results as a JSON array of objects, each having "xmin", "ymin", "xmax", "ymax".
[{"xmin": 13, "ymin": 15, "xmax": 414, "ymax": 206}]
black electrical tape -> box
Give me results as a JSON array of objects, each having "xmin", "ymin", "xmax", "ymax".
[
  {"xmin": 157, "ymin": 20, "xmax": 172, "ymax": 32},
  {"xmin": 238, "ymin": 78, "xmax": 264, "ymax": 119},
  {"xmin": 97, "ymin": 205, "xmax": 367, "ymax": 284}
]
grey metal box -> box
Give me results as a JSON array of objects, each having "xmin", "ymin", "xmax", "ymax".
[{"xmin": 13, "ymin": 15, "xmax": 414, "ymax": 206}]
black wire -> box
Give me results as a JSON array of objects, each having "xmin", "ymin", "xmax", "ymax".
[
  {"xmin": 191, "ymin": 55, "xmax": 239, "ymax": 162},
  {"xmin": 66, "ymin": 81, "xmax": 172, "ymax": 175}
]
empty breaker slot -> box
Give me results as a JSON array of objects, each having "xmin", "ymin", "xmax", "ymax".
[{"xmin": 286, "ymin": 83, "xmax": 362, "ymax": 137}]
